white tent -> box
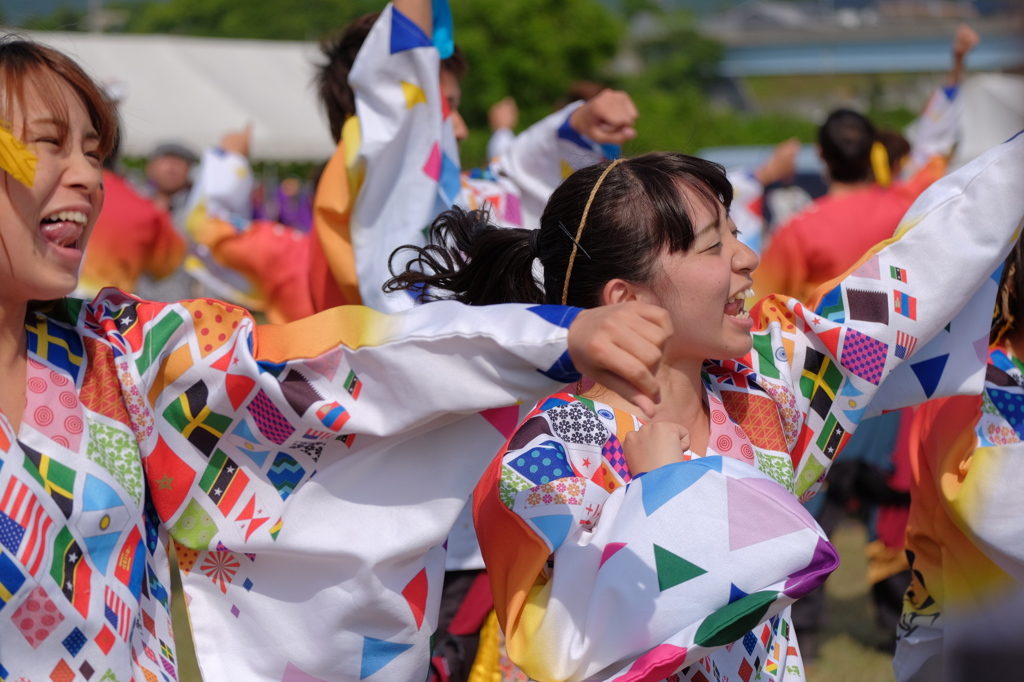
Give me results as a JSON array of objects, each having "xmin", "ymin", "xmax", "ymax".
[{"xmin": 26, "ymin": 31, "xmax": 337, "ymax": 161}]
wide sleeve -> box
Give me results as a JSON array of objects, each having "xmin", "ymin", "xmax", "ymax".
[
  {"xmin": 90, "ymin": 289, "xmax": 586, "ymax": 680},
  {"xmin": 346, "ymin": 3, "xmax": 455, "ymax": 313},
  {"xmin": 905, "ymin": 85, "xmax": 964, "ymax": 179},
  {"xmin": 741, "ymin": 132, "xmax": 1024, "ymax": 499},
  {"xmin": 489, "ymin": 102, "xmax": 612, "ymax": 230},
  {"xmin": 474, "ymin": 399, "xmax": 837, "ymax": 682}
]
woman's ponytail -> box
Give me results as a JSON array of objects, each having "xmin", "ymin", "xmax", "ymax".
[{"xmin": 386, "ymin": 206, "xmax": 545, "ymax": 305}]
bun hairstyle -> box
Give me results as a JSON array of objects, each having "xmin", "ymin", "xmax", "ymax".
[
  {"xmin": 818, "ymin": 109, "xmax": 877, "ymax": 184},
  {"xmin": 387, "ymin": 152, "xmax": 734, "ymax": 308}
]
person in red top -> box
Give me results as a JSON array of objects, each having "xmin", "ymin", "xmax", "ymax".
[
  {"xmin": 78, "ymin": 153, "xmax": 186, "ymax": 297},
  {"xmin": 752, "ymin": 109, "xmax": 920, "ymax": 301}
]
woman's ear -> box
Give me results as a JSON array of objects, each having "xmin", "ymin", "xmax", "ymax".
[{"xmin": 601, "ymin": 278, "xmax": 652, "ymax": 306}]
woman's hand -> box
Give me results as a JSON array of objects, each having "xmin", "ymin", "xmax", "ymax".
[
  {"xmin": 567, "ymin": 302, "xmax": 671, "ymax": 417},
  {"xmin": 622, "ymin": 421, "xmax": 690, "ymax": 475}
]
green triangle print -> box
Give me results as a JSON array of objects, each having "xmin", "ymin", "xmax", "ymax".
[{"xmin": 654, "ymin": 544, "xmax": 707, "ymax": 591}]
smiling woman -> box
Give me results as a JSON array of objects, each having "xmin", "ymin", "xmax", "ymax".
[
  {"xmin": 0, "ymin": 34, "xmax": 679, "ymax": 682},
  {"xmin": 388, "ymin": 137, "xmax": 1024, "ymax": 681}
]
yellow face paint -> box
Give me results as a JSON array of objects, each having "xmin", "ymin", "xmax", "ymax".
[{"xmin": 0, "ymin": 124, "xmax": 38, "ymax": 187}]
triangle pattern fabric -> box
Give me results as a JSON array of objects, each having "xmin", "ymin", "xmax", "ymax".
[
  {"xmin": 360, "ymin": 637, "xmax": 413, "ymax": 679},
  {"xmin": 281, "ymin": 661, "xmax": 331, "ymax": 682},
  {"xmin": 600, "ymin": 542, "xmax": 627, "ymax": 568},
  {"xmin": 479, "ymin": 405, "xmax": 521, "ymax": 439},
  {"xmin": 974, "ymin": 335, "xmax": 991, "ymax": 366},
  {"xmin": 817, "ymin": 327, "xmax": 841, "ymax": 360},
  {"xmin": 784, "ymin": 536, "xmax": 840, "ymax": 599},
  {"xmin": 729, "ymin": 583, "xmax": 749, "ymax": 604},
  {"xmin": 526, "ymin": 305, "xmax": 580, "ymax": 329},
  {"xmin": 225, "ymin": 373, "xmax": 256, "ymax": 411},
  {"xmin": 852, "ymin": 255, "xmax": 880, "ymax": 279},
  {"xmin": 654, "ymin": 544, "xmax": 707, "ymax": 591},
  {"xmin": 530, "ymin": 514, "xmax": 573, "ymax": 552},
  {"xmin": 402, "ymin": 568, "xmax": 428, "ymax": 630},
  {"xmin": 616, "ymin": 643, "xmax": 689, "ymax": 682},
  {"xmin": 641, "ymin": 458, "xmax": 720, "ymax": 517},
  {"xmin": 422, "ymin": 143, "xmax": 441, "ymax": 182},
  {"xmin": 401, "ymin": 81, "xmax": 427, "ymax": 109},
  {"xmin": 727, "ymin": 477, "xmax": 812, "ymax": 551},
  {"xmin": 911, "ymin": 354, "xmax": 949, "ymax": 399},
  {"xmin": 389, "ymin": 7, "xmax": 432, "ymax": 54}
]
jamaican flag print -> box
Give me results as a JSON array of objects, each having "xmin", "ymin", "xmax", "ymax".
[{"xmin": 163, "ymin": 381, "xmax": 233, "ymax": 457}]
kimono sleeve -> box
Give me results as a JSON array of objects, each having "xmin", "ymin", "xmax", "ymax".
[
  {"xmin": 490, "ymin": 102, "xmax": 612, "ymax": 230},
  {"xmin": 91, "ymin": 290, "xmax": 586, "ymax": 679},
  {"xmin": 346, "ymin": 3, "xmax": 454, "ymax": 313},
  {"xmin": 742, "ymin": 132, "xmax": 1024, "ymax": 498},
  {"xmin": 475, "ymin": 401, "xmax": 837, "ymax": 682}
]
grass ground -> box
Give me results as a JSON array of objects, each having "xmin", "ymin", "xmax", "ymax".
[{"xmin": 168, "ymin": 519, "xmax": 898, "ymax": 682}]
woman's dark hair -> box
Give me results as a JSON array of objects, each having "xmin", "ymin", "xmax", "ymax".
[
  {"xmin": 992, "ymin": 236, "xmax": 1024, "ymax": 344},
  {"xmin": 877, "ymin": 129, "xmax": 911, "ymax": 174},
  {"xmin": 318, "ymin": 13, "xmax": 466, "ymax": 143},
  {"xmin": 819, "ymin": 109, "xmax": 876, "ymax": 184},
  {"xmin": 386, "ymin": 152, "xmax": 733, "ymax": 308}
]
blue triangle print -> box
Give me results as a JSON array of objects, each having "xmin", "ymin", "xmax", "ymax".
[
  {"xmin": 729, "ymin": 583, "xmax": 749, "ymax": 604},
  {"xmin": 389, "ymin": 7, "xmax": 432, "ymax": 54},
  {"xmin": 83, "ymin": 534, "xmax": 119, "ymax": 575},
  {"xmin": 991, "ymin": 262, "xmax": 1005, "ymax": 284},
  {"xmin": 839, "ymin": 380, "xmax": 864, "ymax": 398},
  {"xmin": 911, "ymin": 354, "xmax": 949, "ymax": 399},
  {"xmin": 527, "ymin": 305, "xmax": 581, "ymax": 330},
  {"xmin": 439, "ymin": 153, "xmax": 462, "ymax": 203},
  {"xmin": 360, "ymin": 637, "xmax": 414, "ymax": 679},
  {"xmin": 530, "ymin": 514, "xmax": 574, "ymax": 552},
  {"xmin": 641, "ymin": 457, "xmax": 722, "ymax": 517}
]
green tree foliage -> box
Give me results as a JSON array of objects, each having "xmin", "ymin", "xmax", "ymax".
[
  {"xmin": 120, "ymin": 0, "xmax": 380, "ymax": 41},
  {"xmin": 21, "ymin": 6, "xmax": 88, "ymax": 31},
  {"xmin": 25, "ymin": 0, "xmax": 825, "ymax": 164}
]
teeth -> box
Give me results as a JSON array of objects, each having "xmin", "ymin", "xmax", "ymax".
[
  {"xmin": 43, "ymin": 211, "xmax": 88, "ymax": 224},
  {"xmin": 727, "ymin": 288, "xmax": 755, "ymax": 304}
]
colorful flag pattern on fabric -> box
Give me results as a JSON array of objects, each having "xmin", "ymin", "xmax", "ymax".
[
  {"xmin": 50, "ymin": 526, "xmax": 91, "ymax": 618},
  {"xmin": 21, "ymin": 445, "xmax": 75, "ymax": 519},
  {"xmin": 0, "ymin": 548, "xmax": 26, "ymax": 610},
  {"xmin": 894, "ymin": 290, "xmax": 918, "ymax": 320},
  {"xmin": 198, "ymin": 450, "xmax": 250, "ymax": 516},
  {"xmin": 1, "ymin": 254, "xmax": 586, "ymax": 682},
  {"xmin": 25, "ymin": 315, "xmax": 85, "ymax": 384},
  {"xmin": 104, "ymin": 585, "xmax": 132, "ymax": 641},
  {"xmin": 162, "ymin": 381, "xmax": 233, "ymax": 457},
  {"xmin": 476, "ymin": 133, "xmax": 1024, "ymax": 681},
  {"xmin": 0, "ymin": 476, "xmax": 52, "ymax": 576},
  {"xmin": 0, "ymin": 22, "xmax": 1019, "ymax": 682}
]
